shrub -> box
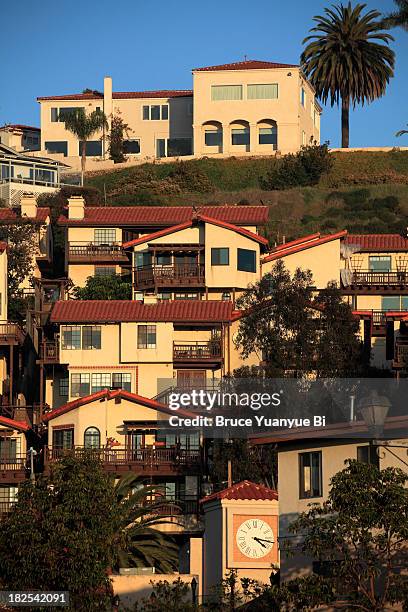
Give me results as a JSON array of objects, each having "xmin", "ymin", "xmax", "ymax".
[{"xmin": 262, "ymin": 144, "xmax": 333, "ymax": 190}]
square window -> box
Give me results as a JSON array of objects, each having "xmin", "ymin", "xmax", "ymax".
[
  {"xmin": 95, "ymin": 266, "xmax": 116, "ymax": 277},
  {"xmin": 211, "ymin": 248, "xmax": 229, "ymax": 266},
  {"xmin": 61, "ymin": 326, "xmax": 81, "ymax": 350},
  {"xmin": 369, "ymin": 256, "xmax": 391, "ymax": 272},
  {"xmin": 151, "ymin": 106, "xmax": 161, "ymax": 120},
  {"xmin": 82, "ymin": 326, "xmax": 101, "ymax": 350},
  {"xmin": 382, "ymin": 296, "xmax": 400, "ymax": 311},
  {"xmin": 231, "ymin": 128, "xmax": 249, "ymax": 146},
  {"xmin": 71, "ymin": 373, "xmax": 90, "ymax": 398},
  {"xmin": 123, "ymin": 139, "xmax": 141, "ymax": 154},
  {"xmin": 94, "ymin": 229, "xmax": 116, "ymax": 245},
  {"xmin": 357, "ymin": 445, "xmax": 379, "ymax": 468},
  {"xmin": 91, "ymin": 372, "xmax": 111, "ymax": 393},
  {"xmin": 78, "ymin": 140, "xmax": 102, "ymax": 157},
  {"xmin": 138, "ymin": 325, "xmax": 156, "ymax": 349},
  {"xmin": 156, "ymin": 253, "xmax": 171, "ymax": 265},
  {"xmin": 53, "ymin": 428, "xmax": 73, "ymax": 449},
  {"xmin": 112, "ymin": 373, "xmax": 131, "ymax": 392},
  {"xmin": 259, "ymin": 127, "xmax": 277, "ymax": 147},
  {"xmin": 205, "ymin": 130, "xmax": 222, "ymax": 147},
  {"xmin": 237, "ymin": 248, "xmax": 256, "ymax": 273},
  {"xmin": 299, "ymin": 451, "xmax": 322, "ymax": 498}
]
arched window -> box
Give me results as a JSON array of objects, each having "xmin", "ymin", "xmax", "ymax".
[{"xmin": 84, "ymin": 427, "xmax": 100, "ymax": 449}]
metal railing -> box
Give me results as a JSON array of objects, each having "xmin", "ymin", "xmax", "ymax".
[
  {"xmin": 68, "ymin": 242, "xmax": 128, "ymax": 262},
  {"xmin": 143, "ymin": 496, "xmax": 200, "ymax": 517},
  {"xmin": 45, "ymin": 446, "xmax": 201, "ymax": 469},
  {"xmin": 0, "ymin": 176, "xmax": 61, "ymax": 188},
  {"xmin": 0, "ymin": 323, "xmax": 25, "ymax": 344},
  {"xmin": 349, "ymin": 271, "xmax": 408, "ymax": 287},
  {"xmin": 173, "ymin": 341, "xmax": 222, "ymax": 361},
  {"xmin": 39, "ymin": 340, "xmax": 59, "ymax": 362},
  {"xmin": 133, "ymin": 264, "xmax": 205, "ymax": 288}
]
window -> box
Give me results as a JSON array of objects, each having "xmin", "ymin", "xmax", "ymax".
[
  {"xmin": 95, "ymin": 266, "xmax": 116, "ymax": 277},
  {"xmin": 0, "ymin": 164, "xmax": 13, "ymax": 180},
  {"xmin": 84, "ymin": 427, "xmax": 100, "ymax": 449},
  {"xmin": 382, "ymin": 296, "xmax": 401, "ymax": 311},
  {"xmin": 91, "ymin": 372, "xmax": 111, "ymax": 393},
  {"xmin": 301, "ymin": 87, "xmax": 306, "ymax": 107},
  {"xmin": 142, "ymin": 105, "xmax": 169, "ymax": 120},
  {"xmin": 205, "ymin": 130, "xmax": 222, "ymax": 147},
  {"xmin": 94, "ymin": 229, "xmax": 116, "ymax": 245},
  {"xmin": 135, "ymin": 252, "xmax": 151, "ymax": 268},
  {"xmin": 237, "ymin": 248, "xmax": 256, "ymax": 272},
  {"xmin": 59, "ymin": 378, "xmax": 69, "ymax": 397},
  {"xmin": 0, "ymin": 438, "xmax": 17, "ymax": 459},
  {"xmin": 211, "ymin": 85, "xmax": 243, "ymax": 101},
  {"xmin": 123, "ymin": 139, "xmax": 141, "ymax": 154},
  {"xmin": 71, "ymin": 373, "xmax": 90, "ymax": 397},
  {"xmin": 174, "ymin": 292, "xmax": 200, "ymax": 300},
  {"xmin": 357, "ymin": 445, "xmax": 380, "ymax": 468},
  {"xmin": 55, "ymin": 107, "xmax": 84, "ymax": 122},
  {"xmin": 51, "ymin": 108, "xmax": 59, "ymax": 122},
  {"xmin": 369, "ymin": 256, "xmax": 391, "ymax": 272},
  {"xmin": 82, "ymin": 326, "xmax": 101, "ymax": 350},
  {"xmin": 156, "ymin": 253, "xmax": 171, "ymax": 265},
  {"xmin": 222, "ymin": 292, "xmax": 231, "ymax": 301},
  {"xmin": 167, "ymin": 138, "xmax": 193, "ymax": 157},
  {"xmin": 247, "ymin": 83, "xmax": 278, "ymax": 99},
  {"xmin": 299, "ymin": 451, "xmax": 322, "ymax": 498},
  {"xmin": 259, "ymin": 127, "xmax": 277, "ymax": 147},
  {"xmin": 61, "ymin": 325, "xmax": 81, "ymax": 350},
  {"xmin": 112, "ymin": 373, "xmax": 131, "ymax": 392},
  {"xmin": 78, "ymin": 140, "xmax": 102, "ymax": 156},
  {"xmin": 157, "ymin": 291, "xmax": 172, "ymax": 301},
  {"xmin": 138, "ymin": 325, "xmax": 157, "ymax": 349},
  {"xmin": 231, "ymin": 128, "xmax": 249, "ymax": 146},
  {"xmin": 211, "ymin": 248, "xmax": 229, "ymax": 266},
  {"xmin": 53, "ymin": 428, "xmax": 74, "ymax": 449},
  {"xmin": 44, "ymin": 141, "xmax": 68, "ymax": 156}
]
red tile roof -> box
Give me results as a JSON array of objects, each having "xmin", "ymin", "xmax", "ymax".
[
  {"xmin": 0, "ymin": 415, "xmax": 29, "ymax": 431},
  {"xmin": 345, "ymin": 234, "xmax": 408, "ymax": 252},
  {"xmin": 194, "ymin": 60, "xmax": 298, "ymax": 72},
  {"xmin": 58, "ymin": 205, "xmax": 269, "ymax": 227},
  {"xmin": 201, "ymin": 480, "xmax": 278, "ymax": 504},
  {"xmin": 0, "ymin": 124, "xmax": 40, "ymax": 132},
  {"xmin": 42, "ymin": 388, "xmax": 194, "ymax": 422},
  {"xmin": 122, "ymin": 214, "xmax": 268, "ymax": 248},
  {"xmin": 0, "ymin": 207, "xmax": 50, "ymax": 224},
  {"xmin": 37, "ymin": 90, "xmax": 193, "ymax": 101},
  {"xmin": 50, "ymin": 299, "xmax": 235, "ymax": 324},
  {"xmin": 262, "ymin": 231, "xmax": 347, "ymax": 263}
]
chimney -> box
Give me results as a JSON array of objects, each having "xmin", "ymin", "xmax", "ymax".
[
  {"xmin": 68, "ymin": 195, "xmax": 85, "ymax": 220},
  {"xmin": 20, "ymin": 193, "xmax": 37, "ymax": 218}
]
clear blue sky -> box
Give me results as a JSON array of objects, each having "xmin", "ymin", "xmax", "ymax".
[{"xmin": 2, "ymin": 0, "xmax": 407, "ymax": 148}]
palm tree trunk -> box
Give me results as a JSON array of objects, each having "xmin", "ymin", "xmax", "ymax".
[
  {"xmin": 341, "ymin": 97, "xmax": 350, "ymax": 148},
  {"xmin": 81, "ymin": 140, "xmax": 86, "ymax": 186}
]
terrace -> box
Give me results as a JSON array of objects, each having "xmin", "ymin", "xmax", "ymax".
[
  {"xmin": 133, "ymin": 263, "xmax": 205, "ymax": 290},
  {"xmin": 173, "ymin": 340, "xmax": 222, "ymax": 365},
  {"xmin": 68, "ymin": 242, "xmax": 129, "ymax": 263}
]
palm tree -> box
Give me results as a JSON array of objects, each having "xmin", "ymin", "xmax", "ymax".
[
  {"xmin": 396, "ymin": 124, "xmax": 408, "ymax": 137},
  {"xmin": 61, "ymin": 108, "xmax": 107, "ymax": 185},
  {"xmin": 112, "ymin": 473, "xmax": 179, "ymax": 572},
  {"xmin": 301, "ymin": 2, "xmax": 395, "ymax": 148},
  {"xmin": 382, "ymin": 0, "xmax": 408, "ymax": 31}
]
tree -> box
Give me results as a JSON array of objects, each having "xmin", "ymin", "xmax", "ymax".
[
  {"xmin": 301, "ymin": 3, "xmax": 395, "ymax": 148},
  {"xmin": 107, "ymin": 112, "xmax": 132, "ymax": 163},
  {"xmin": 113, "ymin": 473, "xmax": 179, "ymax": 573},
  {"xmin": 132, "ymin": 578, "xmax": 196, "ymax": 611},
  {"xmin": 61, "ymin": 108, "xmax": 108, "ymax": 185},
  {"xmin": 72, "ymin": 274, "xmax": 132, "ymax": 300},
  {"xmin": 210, "ymin": 439, "xmax": 277, "ymax": 490},
  {"xmin": 0, "ymin": 221, "xmax": 38, "ymax": 320},
  {"xmin": 396, "ymin": 123, "xmax": 408, "ymax": 137},
  {"xmin": 276, "ymin": 461, "xmax": 408, "ymax": 611},
  {"xmin": 234, "ymin": 261, "xmax": 363, "ymax": 379},
  {"xmin": 382, "ymin": 0, "xmax": 408, "ymax": 30}
]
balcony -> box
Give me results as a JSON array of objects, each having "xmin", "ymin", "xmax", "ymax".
[
  {"xmin": 173, "ymin": 340, "xmax": 222, "ymax": 365},
  {"xmin": 343, "ymin": 270, "xmax": 408, "ymax": 292},
  {"xmin": 393, "ymin": 339, "xmax": 408, "ymax": 369},
  {"xmin": 68, "ymin": 242, "xmax": 129, "ymax": 263},
  {"xmin": 141, "ymin": 496, "xmax": 200, "ymax": 518},
  {"xmin": 44, "ymin": 446, "xmax": 202, "ymax": 475},
  {"xmin": 0, "ymin": 323, "xmax": 25, "ymax": 346},
  {"xmin": 37, "ymin": 340, "xmax": 59, "ymax": 364},
  {"xmin": 0, "ymin": 455, "xmax": 27, "ymax": 482},
  {"xmin": 133, "ymin": 264, "xmax": 205, "ymax": 290}
]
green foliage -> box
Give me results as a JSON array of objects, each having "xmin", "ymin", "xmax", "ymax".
[
  {"xmin": 382, "ymin": 0, "xmax": 408, "ymax": 31},
  {"xmin": 0, "ymin": 221, "xmax": 38, "ymax": 320},
  {"xmin": 167, "ymin": 161, "xmax": 214, "ymax": 192},
  {"xmin": 72, "ymin": 274, "xmax": 132, "ymax": 300},
  {"xmin": 262, "ymin": 144, "xmax": 333, "ymax": 189},
  {"xmin": 0, "ymin": 454, "xmax": 117, "ymax": 611},
  {"xmin": 279, "ymin": 461, "xmax": 408, "ymax": 610},
  {"xmin": 108, "ymin": 112, "xmax": 132, "ymax": 163},
  {"xmin": 133, "ymin": 577, "xmax": 195, "ymax": 611},
  {"xmin": 235, "ymin": 261, "xmax": 363, "ymax": 378},
  {"xmin": 210, "ymin": 439, "xmax": 277, "ymax": 490}
]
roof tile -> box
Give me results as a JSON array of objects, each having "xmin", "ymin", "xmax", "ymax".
[
  {"xmin": 201, "ymin": 480, "xmax": 278, "ymax": 503},
  {"xmin": 345, "ymin": 234, "xmax": 408, "ymax": 252},
  {"xmin": 0, "ymin": 207, "xmax": 50, "ymax": 223},
  {"xmin": 0, "ymin": 415, "xmax": 29, "ymax": 431},
  {"xmin": 194, "ymin": 60, "xmax": 298, "ymax": 72},
  {"xmin": 37, "ymin": 90, "xmax": 192, "ymax": 101}
]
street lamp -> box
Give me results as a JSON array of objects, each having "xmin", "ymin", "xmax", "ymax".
[{"xmin": 359, "ymin": 390, "xmax": 391, "ymax": 442}]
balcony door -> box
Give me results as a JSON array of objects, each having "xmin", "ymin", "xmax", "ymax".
[
  {"xmin": 174, "ymin": 253, "xmax": 198, "ymax": 276},
  {"xmin": 177, "ymin": 370, "xmax": 206, "ymax": 389}
]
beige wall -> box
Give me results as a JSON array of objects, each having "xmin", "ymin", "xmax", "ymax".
[
  {"xmin": 0, "ymin": 249, "xmax": 7, "ymax": 322},
  {"xmin": 111, "ymin": 572, "xmax": 200, "ymax": 608},
  {"xmin": 193, "ymin": 67, "xmax": 320, "ymax": 157},
  {"xmin": 0, "ymin": 423, "xmax": 26, "ymax": 456}
]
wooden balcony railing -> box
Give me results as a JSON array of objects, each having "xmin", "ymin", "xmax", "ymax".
[
  {"xmin": 173, "ymin": 341, "xmax": 222, "ymax": 362},
  {"xmin": 142, "ymin": 496, "xmax": 200, "ymax": 517},
  {"xmin": 133, "ymin": 264, "xmax": 205, "ymax": 288},
  {"xmin": 68, "ymin": 242, "xmax": 129, "ymax": 263},
  {"xmin": 393, "ymin": 340, "xmax": 408, "ymax": 369},
  {"xmin": 0, "ymin": 323, "xmax": 25, "ymax": 345},
  {"xmin": 45, "ymin": 446, "xmax": 202, "ymax": 473},
  {"xmin": 38, "ymin": 340, "xmax": 59, "ymax": 363},
  {"xmin": 349, "ymin": 271, "xmax": 408, "ymax": 288},
  {"xmin": 0, "ymin": 455, "xmax": 27, "ymax": 471}
]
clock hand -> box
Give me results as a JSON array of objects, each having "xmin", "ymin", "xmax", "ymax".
[
  {"xmin": 253, "ymin": 536, "xmax": 274, "ymax": 544},
  {"xmin": 252, "ymin": 537, "xmax": 267, "ymax": 548}
]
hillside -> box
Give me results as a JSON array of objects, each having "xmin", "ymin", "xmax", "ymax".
[{"xmin": 85, "ymin": 151, "xmax": 408, "ymax": 242}]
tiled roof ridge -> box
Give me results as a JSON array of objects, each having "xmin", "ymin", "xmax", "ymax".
[{"xmin": 200, "ymin": 479, "xmax": 278, "ymax": 503}]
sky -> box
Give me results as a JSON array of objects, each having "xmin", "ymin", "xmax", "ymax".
[{"xmin": 2, "ymin": 0, "xmax": 407, "ymax": 148}]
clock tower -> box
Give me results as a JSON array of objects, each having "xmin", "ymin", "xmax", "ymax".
[{"xmin": 201, "ymin": 480, "xmax": 279, "ymax": 596}]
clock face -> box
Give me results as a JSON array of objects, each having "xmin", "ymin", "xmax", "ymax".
[{"xmin": 235, "ymin": 518, "xmax": 274, "ymax": 559}]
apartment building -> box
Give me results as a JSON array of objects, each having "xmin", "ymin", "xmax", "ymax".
[
  {"xmin": 0, "ymin": 415, "xmax": 29, "ymax": 519},
  {"xmin": 36, "ymin": 61, "xmax": 321, "ymax": 167},
  {"xmin": 0, "ymin": 125, "xmax": 41, "ymax": 152},
  {"xmin": 0, "ymin": 143, "xmax": 69, "ymax": 206},
  {"xmin": 58, "ymin": 197, "xmax": 268, "ymax": 293}
]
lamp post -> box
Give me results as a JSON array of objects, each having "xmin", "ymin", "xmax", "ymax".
[
  {"xmin": 28, "ymin": 447, "xmax": 37, "ymax": 482},
  {"xmin": 359, "ymin": 390, "xmax": 390, "ymax": 442}
]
